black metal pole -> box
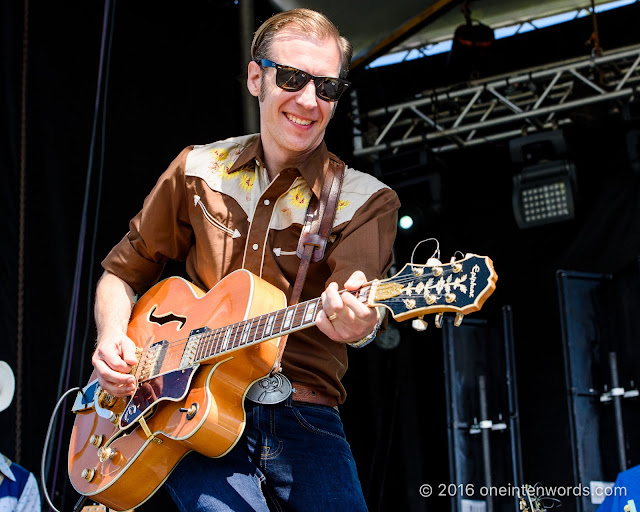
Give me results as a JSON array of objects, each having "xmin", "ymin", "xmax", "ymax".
[
  {"xmin": 608, "ymin": 351, "xmax": 627, "ymax": 472},
  {"xmin": 479, "ymin": 375, "xmax": 494, "ymax": 512}
]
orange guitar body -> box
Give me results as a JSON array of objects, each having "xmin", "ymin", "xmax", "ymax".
[{"xmin": 68, "ymin": 270, "xmax": 286, "ymax": 511}]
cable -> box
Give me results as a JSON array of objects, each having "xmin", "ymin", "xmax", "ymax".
[
  {"xmin": 78, "ymin": 0, "xmax": 116, "ymax": 398},
  {"xmin": 40, "ymin": 387, "xmax": 81, "ymax": 512},
  {"xmin": 16, "ymin": 0, "xmax": 30, "ymax": 466},
  {"xmin": 48, "ymin": 0, "xmax": 117, "ymax": 507}
]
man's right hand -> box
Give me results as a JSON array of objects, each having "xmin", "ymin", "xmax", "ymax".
[
  {"xmin": 93, "ymin": 270, "xmax": 139, "ymax": 397},
  {"xmin": 92, "ymin": 331, "xmax": 138, "ymax": 397}
]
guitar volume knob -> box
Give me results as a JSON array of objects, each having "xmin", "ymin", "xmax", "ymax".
[
  {"xmin": 98, "ymin": 446, "xmax": 115, "ymax": 462},
  {"xmin": 89, "ymin": 434, "xmax": 103, "ymax": 447},
  {"xmin": 81, "ymin": 468, "xmax": 95, "ymax": 482}
]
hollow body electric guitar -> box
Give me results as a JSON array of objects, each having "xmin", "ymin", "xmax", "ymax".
[{"xmin": 68, "ymin": 254, "xmax": 497, "ymax": 510}]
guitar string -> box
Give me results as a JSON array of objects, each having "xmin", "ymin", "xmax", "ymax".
[
  {"xmin": 137, "ymin": 268, "xmax": 487, "ymax": 355},
  {"xmin": 132, "ymin": 269, "xmax": 488, "ymax": 380}
]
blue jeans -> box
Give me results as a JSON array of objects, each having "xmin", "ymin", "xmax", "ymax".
[{"xmin": 164, "ymin": 397, "xmax": 368, "ymax": 511}]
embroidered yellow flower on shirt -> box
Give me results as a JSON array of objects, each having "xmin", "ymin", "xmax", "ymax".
[
  {"xmin": 337, "ymin": 199, "xmax": 350, "ymax": 211},
  {"xmin": 209, "ymin": 147, "xmax": 243, "ymax": 177},
  {"xmin": 288, "ymin": 186, "xmax": 311, "ymax": 209},
  {"xmin": 238, "ymin": 169, "xmax": 255, "ymax": 191}
]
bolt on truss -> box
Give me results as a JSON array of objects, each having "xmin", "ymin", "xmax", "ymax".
[{"xmin": 351, "ymin": 44, "xmax": 640, "ymax": 156}]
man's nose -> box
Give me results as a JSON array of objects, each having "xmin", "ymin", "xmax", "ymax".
[{"xmin": 296, "ymin": 81, "xmax": 318, "ymax": 109}]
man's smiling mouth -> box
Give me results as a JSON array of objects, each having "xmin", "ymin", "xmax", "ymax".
[{"xmin": 285, "ymin": 113, "xmax": 313, "ymax": 126}]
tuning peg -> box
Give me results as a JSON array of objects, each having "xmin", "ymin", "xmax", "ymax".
[
  {"xmin": 412, "ymin": 316, "xmax": 428, "ymax": 332},
  {"xmin": 426, "ymin": 257, "xmax": 442, "ymax": 266},
  {"xmin": 435, "ymin": 313, "xmax": 443, "ymax": 328},
  {"xmin": 454, "ymin": 313, "xmax": 464, "ymax": 327}
]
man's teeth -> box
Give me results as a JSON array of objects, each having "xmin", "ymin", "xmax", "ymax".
[{"xmin": 286, "ymin": 114, "xmax": 312, "ymax": 126}]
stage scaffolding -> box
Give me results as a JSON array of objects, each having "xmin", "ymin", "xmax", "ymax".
[{"xmin": 351, "ymin": 44, "xmax": 640, "ymax": 156}]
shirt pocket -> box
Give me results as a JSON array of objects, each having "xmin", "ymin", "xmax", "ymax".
[{"xmin": 193, "ymin": 194, "xmax": 242, "ymax": 239}]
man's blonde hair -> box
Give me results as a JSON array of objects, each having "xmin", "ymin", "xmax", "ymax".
[{"xmin": 251, "ymin": 8, "xmax": 353, "ymax": 79}]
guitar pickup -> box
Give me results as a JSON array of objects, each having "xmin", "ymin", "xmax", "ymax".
[
  {"xmin": 179, "ymin": 327, "xmax": 210, "ymax": 369},
  {"xmin": 71, "ymin": 379, "xmax": 99, "ymax": 413}
]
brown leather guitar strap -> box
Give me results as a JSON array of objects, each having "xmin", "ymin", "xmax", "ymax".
[{"xmin": 271, "ymin": 157, "xmax": 345, "ymax": 374}]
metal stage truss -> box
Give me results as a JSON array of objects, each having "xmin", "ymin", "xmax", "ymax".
[{"xmin": 351, "ymin": 44, "xmax": 640, "ymax": 156}]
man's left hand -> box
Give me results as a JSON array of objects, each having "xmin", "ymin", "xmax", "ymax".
[{"xmin": 317, "ymin": 271, "xmax": 379, "ymax": 343}]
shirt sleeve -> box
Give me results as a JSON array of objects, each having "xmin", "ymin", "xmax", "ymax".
[
  {"xmin": 326, "ymin": 187, "xmax": 400, "ymax": 288},
  {"xmin": 102, "ymin": 147, "xmax": 194, "ymax": 295}
]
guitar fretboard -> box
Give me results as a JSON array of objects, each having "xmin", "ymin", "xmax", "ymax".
[{"xmin": 190, "ymin": 284, "xmax": 372, "ymax": 364}]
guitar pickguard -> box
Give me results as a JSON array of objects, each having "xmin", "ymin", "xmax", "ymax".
[{"xmin": 120, "ymin": 366, "xmax": 198, "ymax": 428}]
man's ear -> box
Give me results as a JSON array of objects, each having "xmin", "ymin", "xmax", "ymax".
[{"xmin": 247, "ymin": 60, "xmax": 261, "ymax": 98}]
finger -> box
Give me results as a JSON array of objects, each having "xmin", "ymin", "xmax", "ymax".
[
  {"xmin": 321, "ymin": 282, "xmax": 342, "ymax": 316},
  {"xmin": 343, "ymin": 271, "xmax": 368, "ymax": 290},
  {"xmin": 95, "ymin": 341, "xmax": 134, "ymax": 374},
  {"xmin": 315, "ymin": 310, "xmax": 340, "ymax": 338},
  {"xmin": 92, "ymin": 362, "xmax": 135, "ymax": 397},
  {"xmin": 121, "ymin": 336, "xmax": 139, "ymax": 366},
  {"xmin": 341, "ymin": 290, "xmax": 374, "ymax": 319},
  {"xmin": 92, "ymin": 357, "xmax": 135, "ymax": 387}
]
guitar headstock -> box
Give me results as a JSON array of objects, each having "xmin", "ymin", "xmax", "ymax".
[{"xmin": 371, "ymin": 253, "xmax": 497, "ymax": 325}]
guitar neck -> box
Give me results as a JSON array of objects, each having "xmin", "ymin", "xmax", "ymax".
[{"xmin": 191, "ymin": 284, "xmax": 373, "ymax": 364}]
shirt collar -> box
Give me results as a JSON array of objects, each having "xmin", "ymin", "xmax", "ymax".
[
  {"xmin": 227, "ymin": 136, "xmax": 332, "ymax": 199},
  {"xmin": 0, "ymin": 455, "xmax": 16, "ymax": 482}
]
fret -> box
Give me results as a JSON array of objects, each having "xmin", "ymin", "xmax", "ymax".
[
  {"xmin": 240, "ymin": 321, "xmax": 252, "ymax": 346},
  {"xmin": 271, "ymin": 310, "xmax": 284, "ymax": 336},
  {"xmin": 231, "ymin": 322, "xmax": 242, "ymax": 349},
  {"xmin": 230, "ymin": 323, "xmax": 242, "ymax": 349},
  {"xmin": 210, "ymin": 328, "xmax": 221, "ymax": 355},
  {"xmin": 199, "ymin": 329, "xmax": 211, "ymax": 360},
  {"xmin": 221, "ymin": 326, "xmax": 232, "ymax": 351},
  {"xmin": 205, "ymin": 328, "xmax": 218, "ymax": 358},
  {"xmin": 292, "ymin": 303, "xmax": 305, "ymax": 329},
  {"xmin": 253, "ymin": 315, "xmax": 266, "ymax": 343},
  {"xmin": 214, "ymin": 327, "xmax": 226, "ymax": 354},
  {"xmin": 282, "ymin": 307, "xmax": 295, "ymax": 330},
  {"xmin": 264, "ymin": 313, "xmax": 276, "ymax": 337},
  {"xmin": 195, "ymin": 328, "xmax": 212, "ymax": 361},
  {"xmin": 303, "ymin": 300, "xmax": 319, "ymax": 325}
]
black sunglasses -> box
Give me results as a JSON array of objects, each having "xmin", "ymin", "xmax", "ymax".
[{"xmin": 258, "ymin": 59, "xmax": 351, "ymax": 102}]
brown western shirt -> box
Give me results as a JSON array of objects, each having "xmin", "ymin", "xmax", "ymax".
[{"xmin": 102, "ymin": 134, "xmax": 400, "ymax": 403}]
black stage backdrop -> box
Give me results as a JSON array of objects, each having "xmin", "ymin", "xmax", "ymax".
[{"xmin": 3, "ymin": 1, "xmax": 640, "ymax": 511}]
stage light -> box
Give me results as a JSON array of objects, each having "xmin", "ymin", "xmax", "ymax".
[
  {"xmin": 512, "ymin": 162, "xmax": 576, "ymax": 228},
  {"xmin": 510, "ymin": 130, "xmax": 577, "ymax": 229},
  {"xmin": 399, "ymin": 215, "xmax": 414, "ymax": 230}
]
